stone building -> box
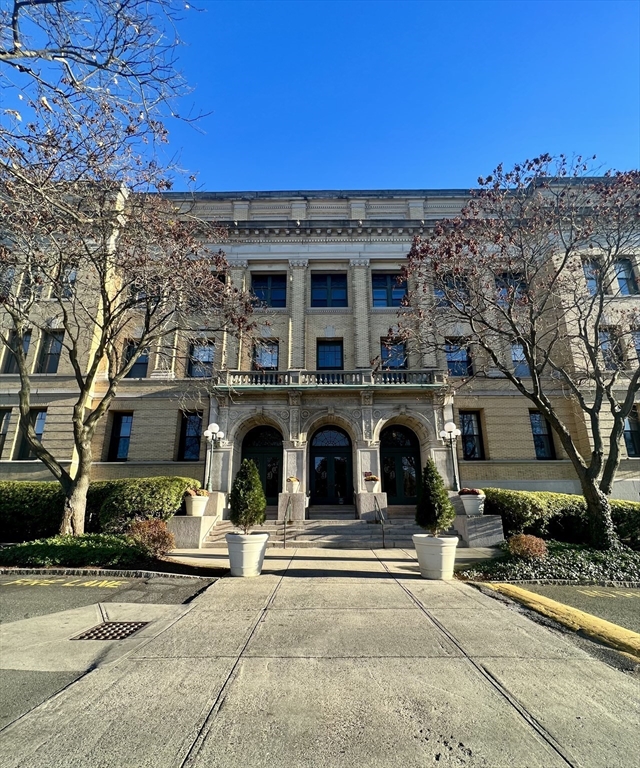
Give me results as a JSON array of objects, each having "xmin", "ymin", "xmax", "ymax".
[{"xmin": 1, "ymin": 190, "xmax": 639, "ymax": 517}]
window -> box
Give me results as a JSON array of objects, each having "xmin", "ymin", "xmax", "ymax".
[
  {"xmin": 36, "ymin": 330, "xmax": 64, "ymax": 374},
  {"xmin": 2, "ymin": 330, "xmax": 31, "ymax": 374},
  {"xmin": 15, "ymin": 409, "xmax": 46, "ymax": 460},
  {"xmin": 372, "ymin": 274, "xmax": 407, "ymax": 307},
  {"xmin": 317, "ymin": 339, "xmax": 343, "ymax": 369},
  {"xmin": 614, "ymin": 259, "xmax": 639, "ymax": 296},
  {"xmin": 380, "ymin": 339, "xmax": 407, "ymax": 369},
  {"xmin": 19, "ymin": 266, "xmax": 44, "ymax": 300},
  {"xmin": 108, "ymin": 413, "xmax": 133, "ymax": 461},
  {"xmin": 58, "ymin": 266, "xmax": 77, "ymax": 299},
  {"xmin": 124, "ymin": 341, "xmax": 149, "ymax": 378},
  {"xmin": 496, "ymin": 273, "xmax": 527, "ymax": 307},
  {"xmin": 530, "ymin": 412, "xmax": 556, "ymax": 459},
  {"xmin": 633, "ymin": 331, "xmax": 640, "ymax": 364},
  {"xmin": 512, "ymin": 343, "xmax": 529, "ymax": 377},
  {"xmin": 188, "ymin": 341, "xmax": 214, "ymax": 378},
  {"xmin": 311, "ymin": 273, "xmax": 347, "ymax": 307},
  {"xmin": 0, "ymin": 266, "xmax": 15, "ymax": 299},
  {"xmin": 445, "ymin": 339, "xmax": 472, "ymax": 377},
  {"xmin": 459, "ymin": 411, "xmax": 484, "ymax": 460},
  {"xmin": 0, "ymin": 409, "xmax": 10, "ymax": 456},
  {"xmin": 253, "ymin": 340, "xmax": 279, "ymax": 370},
  {"xmin": 251, "ymin": 274, "xmax": 286, "ymax": 307},
  {"xmin": 434, "ymin": 274, "xmax": 469, "ymax": 309},
  {"xmin": 583, "ymin": 260, "xmax": 600, "ymax": 296},
  {"xmin": 599, "ymin": 329, "xmax": 624, "ymax": 371},
  {"xmin": 623, "ymin": 406, "xmax": 640, "ymax": 458},
  {"xmin": 178, "ymin": 411, "xmax": 202, "ymax": 461}
]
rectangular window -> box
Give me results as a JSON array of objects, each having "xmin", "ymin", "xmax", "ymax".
[
  {"xmin": 124, "ymin": 341, "xmax": 149, "ymax": 378},
  {"xmin": 583, "ymin": 260, "xmax": 600, "ymax": 296},
  {"xmin": 2, "ymin": 330, "xmax": 31, "ymax": 374},
  {"xmin": 36, "ymin": 330, "xmax": 64, "ymax": 374},
  {"xmin": 253, "ymin": 340, "xmax": 279, "ymax": 370},
  {"xmin": 251, "ymin": 274, "xmax": 287, "ymax": 307},
  {"xmin": 445, "ymin": 339, "xmax": 472, "ymax": 377},
  {"xmin": 435, "ymin": 274, "xmax": 469, "ymax": 309},
  {"xmin": 311, "ymin": 273, "xmax": 347, "ymax": 307},
  {"xmin": 178, "ymin": 411, "xmax": 202, "ymax": 461},
  {"xmin": 0, "ymin": 409, "xmax": 11, "ymax": 456},
  {"xmin": 380, "ymin": 339, "xmax": 407, "ymax": 369},
  {"xmin": 19, "ymin": 267, "xmax": 44, "ymax": 300},
  {"xmin": 59, "ymin": 266, "xmax": 77, "ymax": 299},
  {"xmin": 108, "ymin": 413, "xmax": 133, "ymax": 461},
  {"xmin": 187, "ymin": 341, "xmax": 214, "ymax": 378},
  {"xmin": 459, "ymin": 411, "xmax": 484, "ymax": 460},
  {"xmin": 512, "ymin": 343, "xmax": 529, "ymax": 377},
  {"xmin": 599, "ymin": 329, "xmax": 624, "ymax": 371},
  {"xmin": 624, "ymin": 407, "xmax": 640, "ymax": 458},
  {"xmin": 372, "ymin": 274, "xmax": 407, "ymax": 307},
  {"xmin": 317, "ymin": 339, "xmax": 344, "ymax": 369},
  {"xmin": 15, "ymin": 409, "xmax": 46, "ymax": 460},
  {"xmin": 614, "ymin": 259, "xmax": 639, "ymax": 296},
  {"xmin": 0, "ymin": 266, "xmax": 15, "ymax": 299},
  {"xmin": 530, "ymin": 412, "xmax": 556, "ymax": 459},
  {"xmin": 496, "ymin": 273, "xmax": 527, "ymax": 307}
]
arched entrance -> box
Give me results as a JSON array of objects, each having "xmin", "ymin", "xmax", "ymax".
[
  {"xmin": 241, "ymin": 426, "xmax": 283, "ymax": 505},
  {"xmin": 380, "ymin": 425, "xmax": 421, "ymax": 505},
  {"xmin": 309, "ymin": 427, "xmax": 353, "ymax": 505}
]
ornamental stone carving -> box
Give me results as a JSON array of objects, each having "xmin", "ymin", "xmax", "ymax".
[
  {"xmin": 349, "ymin": 258, "xmax": 370, "ymax": 267},
  {"xmin": 289, "ymin": 259, "xmax": 309, "ymax": 268}
]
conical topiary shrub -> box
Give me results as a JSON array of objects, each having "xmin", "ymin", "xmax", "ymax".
[
  {"xmin": 415, "ymin": 459, "xmax": 456, "ymax": 535},
  {"xmin": 229, "ymin": 459, "xmax": 267, "ymax": 534}
]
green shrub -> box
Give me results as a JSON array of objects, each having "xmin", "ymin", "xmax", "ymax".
[
  {"xmin": 0, "ymin": 481, "xmax": 66, "ymax": 542},
  {"xmin": 229, "ymin": 459, "xmax": 266, "ymax": 534},
  {"xmin": 0, "ymin": 534, "xmax": 152, "ymax": 568},
  {"xmin": 610, "ymin": 500, "xmax": 640, "ymax": 550},
  {"xmin": 127, "ymin": 519, "xmax": 176, "ymax": 556},
  {"xmin": 482, "ymin": 488, "xmax": 550, "ymax": 536},
  {"xmin": 507, "ymin": 534, "xmax": 547, "ymax": 560},
  {"xmin": 415, "ymin": 459, "xmax": 456, "ymax": 535}
]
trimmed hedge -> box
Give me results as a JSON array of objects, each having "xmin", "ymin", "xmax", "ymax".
[
  {"xmin": 483, "ymin": 488, "xmax": 640, "ymax": 548},
  {"xmin": 0, "ymin": 534, "xmax": 152, "ymax": 568},
  {"xmin": 0, "ymin": 476, "xmax": 200, "ymax": 542}
]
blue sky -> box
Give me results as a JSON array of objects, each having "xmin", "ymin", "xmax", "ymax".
[{"xmin": 165, "ymin": 0, "xmax": 640, "ymax": 191}]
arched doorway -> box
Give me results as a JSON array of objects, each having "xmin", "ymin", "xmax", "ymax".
[
  {"xmin": 241, "ymin": 426, "xmax": 283, "ymax": 505},
  {"xmin": 380, "ymin": 425, "xmax": 421, "ymax": 505},
  {"xmin": 310, "ymin": 427, "xmax": 353, "ymax": 505}
]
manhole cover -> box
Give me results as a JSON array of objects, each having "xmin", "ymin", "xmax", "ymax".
[{"xmin": 71, "ymin": 621, "xmax": 149, "ymax": 641}]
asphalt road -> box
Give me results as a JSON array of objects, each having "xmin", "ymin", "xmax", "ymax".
[{"xmin": 519, "ymin": 584, "xmax": 640, "ymax": 634}]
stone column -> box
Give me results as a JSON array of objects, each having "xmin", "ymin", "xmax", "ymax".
[
  {"xmin": 350, "ymin": 258, "xmax": 370, "ymax": 368},
  {"xmin": 289, "ymin": 259, "xmax": 308, "ymax": 369},
  {"xmin": 224, "ymin": 260, "xmax": 248, "ymax": 369}
]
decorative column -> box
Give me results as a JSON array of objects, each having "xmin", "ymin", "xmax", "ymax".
[
  {"xmin": 278, "ymin": 391, "xmax": 306, "ymax": 521},
  {"xmin": 224, "ymin": 260, "xmax": 248, "ymax": 369},
  {"xmin": 350, "ymin": 258, "xmax": 371, "ymax": 368},
  {"xmin": 289, "ymin": 259, "xmax": 308, "ymax": 370},
  {"xmin": 355, "ymin": 391, "xmax": 387, "ymax": 520},
  {"xmin": 207, "ymin": 395, "xmax": 231, "ymax": 518}
]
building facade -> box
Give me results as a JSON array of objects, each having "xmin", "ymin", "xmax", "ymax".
[{"xmin": 1, "ymin": 190, "xmax": 639, "ymax": 514}]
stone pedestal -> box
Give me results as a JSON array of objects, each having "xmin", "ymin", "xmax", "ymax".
[
  {"xmin": 167, "ymin": 515, "xmax": 217, "ymax": 549},
  {"xmin": 357, "ymin": 492, "xmax": 387, "ymax": 521},
  {"xmin": 205, "ymin": 492, "xmax": 225, "ymax": 522},
  {"xmin": 278, "ymin": 492, "xmax": 307, "ymax": 521},
  {"xmin": 453, "ymin": 515, "xmax": 504, "ymax": 548}
]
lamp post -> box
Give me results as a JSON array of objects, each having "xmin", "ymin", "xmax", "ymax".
[
  {"xmin": 203, "ymin": 422, "xmax": 225, "ymax": 493},
  {"xmin": 439, "ymin": 421, "xmax": 461, "ymax": 492}
]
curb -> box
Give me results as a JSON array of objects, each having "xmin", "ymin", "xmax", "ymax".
[
  {"xmin": 0, "ymin": 568, "xmax": 210, "ymax": 580},
  {"xmin": 483, "ymin": 582, "xmax": 640, "ymax": 660}
]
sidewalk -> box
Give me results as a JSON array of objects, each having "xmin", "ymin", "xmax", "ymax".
[{"xmin": 1, "ymin": 548, "xmax": 638, "ymax": 767}]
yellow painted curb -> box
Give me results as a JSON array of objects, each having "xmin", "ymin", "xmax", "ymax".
[{"xmin": 482, "ymin": 583, "xmax": 640, "ymax": 660}]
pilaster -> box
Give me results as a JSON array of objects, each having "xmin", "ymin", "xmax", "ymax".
[
  {"xmin": 350, "ymin": 258, "xmax": 370, "ymax": 368},
  {"xmin": 289, "ymin": 259, "xmax": 308, "ymax": 369}
]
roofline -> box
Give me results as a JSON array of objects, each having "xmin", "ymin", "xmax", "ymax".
[{"xmin": 161, "ymin": 189, "xmax": 472, "ymax": 200}]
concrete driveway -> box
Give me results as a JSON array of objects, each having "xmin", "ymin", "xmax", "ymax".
[{"xmin": 0, "ymin": 548, "xmax": 638, "ymax": 768}]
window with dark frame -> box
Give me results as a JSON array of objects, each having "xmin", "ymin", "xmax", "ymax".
[
  {"xmin": 251, "ymin": 274, "xmax": 287, "ymax": 307},
  {"xmin": 187, "ymin": 341, "xmax": 214, "ymax": 378},
  {"xmin": 0, "ymin": 409, "xmax": 10, "ymax": 456},
  {"xmin": 59, "ymin": 266, "xmax": 78, "ymax": 299},
  {"xmin": 445, "ymin": 339, "xmax": 472, "ymax": 377},
  {"xmin": 495, "ymin": 273, "xmax": 527, "ymax": 307},
  {"xmin": 311, "ymin": 273, "xmax": 347, "ymax": 307},
  {"xmin": 317, "ymin": 339, "xmax": 344, "ymax": 369},
  {"xmin": 599, "ymin": 329, "xmax": 624, "ymax": 371},
  {"xmin": 459, "ymin": 411, "xmax": 484, "ymax": 460},
  {"xmin": 623, "ymin": 406, "xmax": 640, "ymax": 458},
  {"xmin": 435, "ymin": 274, "xmax": 469, "ymax": 309},
  {"xmin": 2, "ymin": 330, "xmax": 31, "ymax": 374},
  {"xmin": 15, "ymin": 409, "xmax": 46, "ymax": 460},
  {"xmin": 371, "ymin": 274, "xmax": 407, "ymax": 307},
  {"xmin": 36, "ymin": 331, "xmax": 64, "ymax": 374},
  {"xmin": 108, "ymin": 413, "xmax": 133, "ymax": 461},
  {"xmin": 583, "ymin": 260, "xmax": 600, "ymax": 296},
  {"xmin": 124, "ymin": 341, "xmax": 149, "ymax": 378},
  {"xmin": 614, "ymin": 259, "xmax": 639, "ymax": 296},
  {"xmin": 0, "ymin": 266, "xmax": 15, "ymax": 299},
  {"xmin": 380, "ymin": 339, "xmax": 407, "ymax": 369},
  {"xmin": 512, "ymin": 343, "xmax": 530, "ymax": 377},
  {"xmin": 178, "ymin": 411, "xmax": 202, "ymax": 461},
  {"xmin": 529, "ymin": 412, "xmax": 556, "ymax": 459},
  {"xmin": 253, "ymin": 340, "xmax": 279, "ymax": 370},
  {"xmin": 19, "ymin": 267, "xmax": 44, "ymax": 300}
]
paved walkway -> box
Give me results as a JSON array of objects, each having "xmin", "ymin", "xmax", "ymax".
[{"xmin": 0, "ymin": 549, "xmax": 638, "ymax": 767}]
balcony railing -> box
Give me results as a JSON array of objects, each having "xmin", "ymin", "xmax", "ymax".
[{"xmin": 216, "ymin": 369, "xmax": 443, "ymax": 388}]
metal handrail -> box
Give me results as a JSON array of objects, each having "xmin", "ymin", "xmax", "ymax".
[
  {"xmin": 283, "ymin": 496, "xmax": 292, "ymax": 549},
  {"xmin": 373, "ymin": 496, "xmax": 386, "ymax": 549}
]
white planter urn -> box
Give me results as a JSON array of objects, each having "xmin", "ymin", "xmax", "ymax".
[
  {"xmin": 226, "ymin": 532, "xmax": 270, "ymax": 577},
  {"xmin": 185, "ymin": 495, "xmax": 208, "ymax": 517},
  {"xmin": 364, "ymin": 480, "xmax": 379, "ymax": 493},
  {"xmin": 460, "ymin": 494, "xmax": 485, "ymax": 516},
  {"xmin": 412, "ymin": 534, "xmax": 459, "ymax": 580},
  {"xmin": 286, "ymin": 480, "xmax": 300, "ymax": 494}
]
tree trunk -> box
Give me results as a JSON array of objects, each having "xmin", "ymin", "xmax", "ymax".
[
  {"xmin": 59, "ymin": 472, "xmax": 91, "ymax": 536},
  {"xmin": 579, "ymin": 479, "xmax": 620, "ymax": 550}
]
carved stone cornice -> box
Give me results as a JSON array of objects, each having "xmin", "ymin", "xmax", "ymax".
[
  {"xmin": 289, "ymin": 259, "xmax": 309, "ymax": 268},
  {"xmin": 228, "ymin": 259, "xmax": 248, "ymax": 268},
  {"xmin": 349, "ymin": 258, "xmax": 370, "ymax": 267}
]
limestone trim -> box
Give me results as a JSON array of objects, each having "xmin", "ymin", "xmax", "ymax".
[{"xmin": 289, "ymin": 259, "xmax": 309, "ymax": 268}]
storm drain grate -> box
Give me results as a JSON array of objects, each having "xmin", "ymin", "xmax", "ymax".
[{"xmin": 71, "ymin": 621, "xmax": 149, "ymax": 641}]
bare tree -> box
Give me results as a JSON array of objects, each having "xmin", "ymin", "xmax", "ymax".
[{"xmin": 404, "ymin": 155, "xmax": 640, "ymax": 550}]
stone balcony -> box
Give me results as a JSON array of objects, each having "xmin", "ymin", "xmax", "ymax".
[{"xmin": 215, "ymin": 369, "xmax": 445, "ymax": 389}]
